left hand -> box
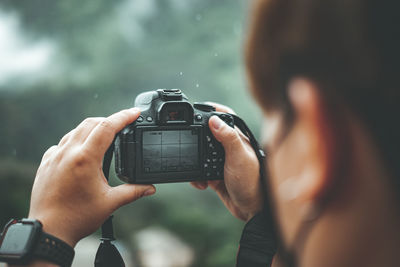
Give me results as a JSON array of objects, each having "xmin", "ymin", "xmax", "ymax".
[{"xmin": 28, "ymin": 108, "xmax": 156, "ymax": 247}]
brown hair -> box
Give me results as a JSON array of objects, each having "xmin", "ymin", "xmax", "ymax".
[{"xmin": 246, "ymin": 0, "xmax": 400, "ymax": 190}]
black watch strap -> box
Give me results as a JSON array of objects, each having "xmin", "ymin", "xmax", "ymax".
[{"xmin": 33, "ymin": 231, "xmax": 75, "ymax": 267}]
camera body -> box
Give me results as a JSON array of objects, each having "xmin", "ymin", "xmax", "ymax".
[{"xmin": 114, "ymin": 89, "xmax": 234, "ymax": 184}]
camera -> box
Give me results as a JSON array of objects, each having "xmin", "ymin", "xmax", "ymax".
[{"xmin": 114, "ymin": 89, "xmax": 234, "ymax": 184}]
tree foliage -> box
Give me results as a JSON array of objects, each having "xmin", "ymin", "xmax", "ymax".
[{"xmin": 0, "ymin": 1, "xmax": 260, "ymax": 266}]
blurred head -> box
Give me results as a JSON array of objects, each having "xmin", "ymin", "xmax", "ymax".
[{"xmin": 246, "ymin": 0, "xmax": 400, "ymax": 266}]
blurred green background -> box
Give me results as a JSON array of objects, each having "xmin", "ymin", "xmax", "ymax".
[{"xmin": 0, "ymin": 0, "xmax": 262, "ymax": 266}]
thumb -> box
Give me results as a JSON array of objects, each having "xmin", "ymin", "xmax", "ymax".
[
  {"xmin": 108, "ymin": 184, "xmax": 156, "ymax": 209},
  {"xmin": 209, "ymin": 116, "xmax": 243, "ymax": 154}
]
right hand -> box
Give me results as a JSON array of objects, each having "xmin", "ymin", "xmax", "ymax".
[{"xmin": 191, "ymin": 103, "xmax": 263, "ymax": 221}]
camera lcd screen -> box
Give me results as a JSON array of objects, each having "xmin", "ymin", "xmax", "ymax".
[
  {"xmin": 142, "ymin": 129, "xmax": 199, "ymax": 173},
  {"xmin": 0, "ymin": 224, "xmax": 34, "ymax": 255}
]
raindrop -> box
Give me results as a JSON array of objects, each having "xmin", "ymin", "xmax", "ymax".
[
  {"xmin": 195, "ymin": 14, "xmax": 202, "ymax": 21},
  {"xmin": 214, "ymin": 53, "xmax": 218, "ymax": 57},
  {"xmin": 179, "ymin": 72, "xmax": 183, "ymax": 76},
  {"xmin": 12, "ymin": 149, "xmax": 16, "ymax": 157},
  {"xmin": 94, "ymin": 93, "xmax": 99, "ymax": 99},
  {"xmin": 196, "ymin": 83, "xmax": 200, "ymax": 88}
]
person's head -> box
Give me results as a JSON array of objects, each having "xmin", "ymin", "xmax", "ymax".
[{"xmin": 246, "ymin": 0, "xmax": 400, "ymax": 266}]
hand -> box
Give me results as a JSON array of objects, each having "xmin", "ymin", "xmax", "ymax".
[
  {"xmin": 28, "ymin": 108, "xmax": 156, "ymax": 247},
  {"xmin": 191, "ymin": 103, "xmax": 263, "ymax": 221}
]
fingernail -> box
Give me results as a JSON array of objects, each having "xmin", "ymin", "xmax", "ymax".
[
  {"xmin": 211, "ymin": 116, "xmax": 223, "ymax": 130},
  {"xmin": 143, "ymin": 188, "xmax": 155, "ymax": 197}
]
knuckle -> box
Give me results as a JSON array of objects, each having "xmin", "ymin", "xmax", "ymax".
[
  {"xmin": 59, "ymin": 131, "xmax": 72, "ymax": 144},
  {"xmin": 42, "ymin": 145, "xmax": 57, "ymax": 159},
  {"xmin": 89, "ymin": 117, "xmax": 103, "ymax": 123},
  {"xmin": 98, "ymin": 119, "xmax": 114, "ymax": 132},
  {"xmin": 81, "ymin": 118, "xmax": 92, "ymax": 126},
  {"xmin": 225, "ymin": 129, "xmax": 241, "ymax": 145},
  {"xmin": 81, "ymin": 117, "xmax": 92, "ymax": 124},
  {"xmin": 83, "ymin": 117, "xmax": 101, "ymax": 126},
  {"xmin": 70, "ymin": 147, "xmax": 91, "ymax": 168},
  {"xmin": 46, "ymin": 145, "xmax": 57, "ymax": 154},
  {"xmin": 225, "ymin": 127, "xmax": 237, "ymax": 139}
]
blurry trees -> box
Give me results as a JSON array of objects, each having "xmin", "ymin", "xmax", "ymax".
[{"xmin": 0, "ymin": 1, "xmax": 260, "ymax": 266}]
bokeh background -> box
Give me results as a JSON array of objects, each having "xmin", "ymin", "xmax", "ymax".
[{"xmin": 0, "ymin": 0, "xmax": 262, "ymax": 266}]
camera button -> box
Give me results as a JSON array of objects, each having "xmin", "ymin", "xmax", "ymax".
[
  {"xmin": 137, "ymin": 116, "xmax": 144, "ymax": 122},
  {"xmin": 195, "ymin": 114, "xmax": 203, "ymax": 121},
  {"xmin": 146, "ymin": 116, "xmax": 153, "ymax": 122}
]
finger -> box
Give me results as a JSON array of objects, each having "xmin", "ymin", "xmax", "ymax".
[
  {"xmin": 209, "ymin": 116, "xmax": 244, "ymax": 154},
  {"xmin": 108, "ymin": 184, "xmax": 156, "ymax": 210},
  {"xmin": 208, "ymin": 180, "xmax": 222, "ymax": 191},
  {"xmin": 41, "ymin": 145, "xmax": 58, "ymax": 161},
  {"xmin": 59, "ymin": 129, "xmax": 75, "ymax": 146},
  {"xmin": 205, "ymin": 102, "xmax": 236, "ymax": 114},
  {"xmin": 205, "ymin": 103, "xmax": 249, "ymax": 142},
  {"xmin": 84, "ymin": 108, "xmax": 141, "ymax": 155},
  {"xmin": 190, "ymin": 181, "xmax": 208, "ymax": 190},
  {"xmin": 68, "ymin": 117, "xmax": 104, "ymax": 144},
  {"xmin": 208, "ymin": 180, "xmax": 231, "ymax": 204}
]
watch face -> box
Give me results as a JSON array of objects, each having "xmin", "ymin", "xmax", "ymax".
[{"xmin": 0, "ymin": 223, "xmax": 35, "ymax": 256}]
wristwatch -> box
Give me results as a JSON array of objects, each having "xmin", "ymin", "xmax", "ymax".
[{"xmin": 0, "ymin": 219, "xmax": 75, "ymax": 266}]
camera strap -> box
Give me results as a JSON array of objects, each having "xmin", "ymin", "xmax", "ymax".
[
  {"xmin": 94, "ymin": 142, "xmax": 125, "ymax": 267},
  {"xmin": 95, "ymin": 114, "xmax": 271, "ymax": 267}
]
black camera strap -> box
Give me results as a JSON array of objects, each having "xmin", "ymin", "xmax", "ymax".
[
  {"xmin": 95, "ymin": 114, "xmax": 273, "ymax": 267},
  {"xmin": 230, "ymin": 115, "xmax": 277, "ymax": 267},
  {"xmin": 94, "ymin": 142, "xmax": 125, "ymax": 267}
]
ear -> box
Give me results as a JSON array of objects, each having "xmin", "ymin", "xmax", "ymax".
[{"xmin": 284, "ymin": 78, "xmax": 340, "ymax": 206}]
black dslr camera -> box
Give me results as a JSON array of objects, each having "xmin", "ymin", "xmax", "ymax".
[{"xmin": 114, "ymin": 89, "xmax": 234, "ymax": 184}]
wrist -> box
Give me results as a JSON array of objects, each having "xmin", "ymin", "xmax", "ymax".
[{"xmin": 28, "ymin": 215, "xmax": 78, "ymax": 248}]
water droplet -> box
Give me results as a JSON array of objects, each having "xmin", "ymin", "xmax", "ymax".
[
  {"xmin": 195, "ymin": 14, "xmax": 202, "ymax": 21},
  {"xmin": 214, "ymin": 53, "xmax": 218, "ymax": 57},
  {"xmin": 12, "ymin": 149, "xmax": 17, "ymax": 157},
  {"xmin": 94, "ymin": 93, "xmax": 99, "ymax": 99},
  {"xmin": 179, "ymin": 72, "xmax": 183, "ymax": 76},
  {"xmin": 196, "ymin": 84, "xmax": 200, "ymax": 88}
]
